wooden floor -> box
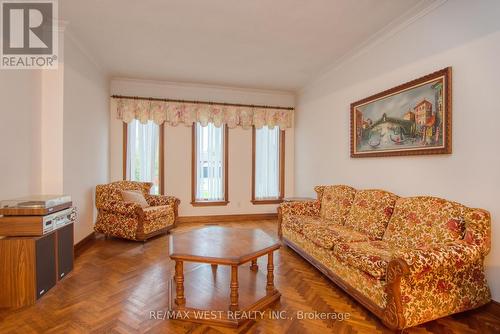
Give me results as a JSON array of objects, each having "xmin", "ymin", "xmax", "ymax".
[{"xmin": 1, "ymin": 221, "xmax": 499, "ymax": 334}]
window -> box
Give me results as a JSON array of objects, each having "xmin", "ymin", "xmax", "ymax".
[
  {"xmin": 252, "ymin": 125, "xmax": 285, "ymax": 203},
  {"xmin": 191, "ymin": 122, "xmax": 228, "ymax": 205},
  {"xmin": 123, "ymin": 120, "xmax": 164, "ymax": 194}
]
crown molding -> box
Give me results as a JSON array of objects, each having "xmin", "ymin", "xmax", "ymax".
[
  {"xmin": 110, "ymin": 77, "xmax": 295, "ymax": 97},
  {"xmin": 64, "ymin": 25, "xmax": 107, "ymax": 75},
  {"xmin": 299, "ymin": 0, "xmax": 448, "ymax": 94},
  {"xmin": 55, "ymin": 19, "xmax": 68, "ymax": 32}
]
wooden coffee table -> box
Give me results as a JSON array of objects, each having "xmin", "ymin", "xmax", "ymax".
[{"xmin": 168, "ymin": 226, "xmax": 281, "ymax": 327}]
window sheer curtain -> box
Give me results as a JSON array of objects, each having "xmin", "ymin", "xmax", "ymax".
[
  {"xmin": 255, "ymin": 126, "xmax": 280, "ymax": 199},
  {"xmin": 127, "ymin": 120, "xmax": 160, "ymax": 194},
  {"xmin": 196, "ymin": 122, "xmax": 224, "ymax": 201}
]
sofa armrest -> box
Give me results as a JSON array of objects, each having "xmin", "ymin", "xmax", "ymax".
[
  {"xmin": 383, "ymin": 241, "xmax": 487, "ymax": 329},
  {"xmin": 145, "ymin": 194, "xmax": 179, "ymax": 207},
  {"xmin": 278, "ymin": 200, "xmax": 320, "ymax": 239},
  {"xmin": 98, "ymin": 200, "xmax": 143, "ymax": 217},
  {"xmin": 279, "ymin": 200, "xmax": 320, "ymax": 217}
]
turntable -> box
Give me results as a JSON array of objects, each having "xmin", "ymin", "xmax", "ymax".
[{"xmin": 0, "ymin": 195, "xmax": 72, "ymax": 216}]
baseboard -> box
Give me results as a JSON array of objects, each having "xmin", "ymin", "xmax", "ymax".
[
  {"xmin": 74, "ymin": 231, "xmax": 95, "ymax": 257},
  {"xmin": 176, "ymin": 213, "xmax": 278, "ymax": 224},
  {"xmin": 482, "ymin": 299, "xmax": 500, "ymax": 318}
]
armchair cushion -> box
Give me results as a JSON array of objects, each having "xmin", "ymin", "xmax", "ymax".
[
  {"xmin": 143, "ymin": 205, "xmax": 175, "ymax": 234},
  {"xmin": 345, "ymin": 189, "xmax": 399, "ymax": 240},
  {"xmin": 303, "ymin": 223, "xmax": 369, "ymax": 250},
  {"xmin": 319, "ymin": 185, "xmax": 357, "ymax": 225},
  {"xmin": 333, "ymin": 241, "xmax": 397, "ymax": 279},
  {"xmin": 143, "ymin": 205, "xmax": 171, "ymax": 221},
  {"xmin": 121, "ymin": 190, "xmax": 150, "ymax": 208},
  {"xmin": 99, "ymin": 200, "xmax": 142, "ymax": 217}
]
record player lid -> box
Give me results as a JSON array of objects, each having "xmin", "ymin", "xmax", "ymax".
[{"xmin": 1, "ymin": 195, "xmax": 72, "ymax": 209}]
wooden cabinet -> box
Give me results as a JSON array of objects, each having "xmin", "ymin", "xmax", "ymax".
[{"xmin": 0, "ymin": 223, "xmax": 74, "ymax": 308}]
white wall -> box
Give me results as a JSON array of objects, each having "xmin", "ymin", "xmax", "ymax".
[
  {"xmin": 296, "ymin": 0, "xmax": 500, "ymax": 301},
  {"xmin": 0, "ymin": 71, "xmax": 42, "ymax": 199},
  {"xmin": 110, "ymin": 79, "xmax": 295, "ymax": 216},
  {"xmin": 63, "ymin": 36, "xmax": 109, "ymax": 243}
]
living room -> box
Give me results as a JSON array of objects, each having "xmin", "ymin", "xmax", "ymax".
[{"xmin": 0, "ymin": 0, "xmax": 499, "ymax": 333}]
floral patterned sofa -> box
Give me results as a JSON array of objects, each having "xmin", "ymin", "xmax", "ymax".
[
  {"xmin": 278, "ymin": 185, "xmax": 491, "ymax": 330},
  {"xmin": 95, "ymin": 181, "xmax": 180, "ymax": 241}
]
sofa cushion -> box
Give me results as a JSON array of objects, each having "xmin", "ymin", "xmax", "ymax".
[
  {"xmin": 383, "ymin": 196, "xmax": 466, "ymax": 249},
  {"xmin": 143, "ymin": 205, "xmax": 172, "ymax": 221},
  {"xmin": 345, "ymin": 189, "xmax": 399, "ymax": 240},
  {"xmin": 303, "ymin": 223, "xmax": 370, "ymax": 250},
  {"xmin": 284, "ymin": 215, "xmax": 324, "ymax": 234},
  {"xmin": 320, "ymin": 185, "xmax": 357, "ymax": 225},
  {"xmin": 333, "ymin": 241, "xmax": 396, "ymax": 279}
]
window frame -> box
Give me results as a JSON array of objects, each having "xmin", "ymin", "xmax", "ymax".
[
  {"xmin": 191, "ymin": 123, "xmax": 229, "ymax": 206},
  {"xmin": 251, "ymin": 126, "xmax": 285, "ymax": 204},
  {"xmin": 122, "ymin": 122, "xmax": 165, "ymax": 195}
]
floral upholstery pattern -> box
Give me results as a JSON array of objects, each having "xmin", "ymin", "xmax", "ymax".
[
  {"xmin": 283, "ymin": 227, "xmax": 388, "ymax": 308},
  {"xmin": 383, "ymin": 196, "xmax": 466, "ymax": 249},
  {"xmin": 463, "ymin": 207, "xmax": 491, "ymax": 255},
  {"xmin": 94, "ymin": 212, "xmax": 139, "ymax": 240},
  {"xmin": 143, "ymin": 214, "xmax": 173, "ymax": 234},
  {"xmin": 279, "ymin": 184, "xmax": 491, "ymax": 329},
  {"xmin": 319, "ymin": 185, "xmax": 357, "ymax": 225},
  {"xmin": 314, "ymin": 185, "xmax": 326, "ymax": 202},
  {"xmin": 303, "ymin": 223, "xmax": 369, "ymax": 250},
  {"xmin": 283, "ymin": 215, "xmax": 323, "ymax": 234},
  {"xmin": 95, "ymin": 181, "xmax": 179, "ymax": 240},
  {"xmin": 396, "ymin": 241, "xmax": 490, "ymax": 327},
  {"xmin": 333, "ymin": 241, "xmax": 396, "ymax": 279},
  {"xmin": 345, "ymin": 190, "xmax": 399, "ymax": 240},
  {"xmin": 96, "ymin": 181, "xmax": 151, "ymax": 205},
  {"xmin": 280, "ymin": 200, "xmax": 320, "ymax": 217},
  {"xmin": 146, "ymin": 194, "xmax": 178, "ymax": 207},
  {"xmin": 280, "ymin": 200, "xmax": 321, "ymax": 234},
  {"xmin": 143, "ymin": 205, "xmax": 172, "ymax": 221}
]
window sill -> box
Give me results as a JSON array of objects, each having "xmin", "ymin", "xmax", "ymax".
[
  {"xmin": 191, "ymin": 200, "xmax": 229, "ymax": 207},
  {"xmin": 251, "ymin": 199, "xmax": 283, "ymax": 205}
]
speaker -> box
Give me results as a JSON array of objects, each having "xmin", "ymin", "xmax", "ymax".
[
  {"xmin": 57, "ymin": 223, "xmax": 74, "ymax": 280},
  {"xmin": 35, "ymin": 232, "xmax": 57, "ymax": 299}
]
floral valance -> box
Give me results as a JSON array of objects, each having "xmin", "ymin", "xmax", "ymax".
[{"xmin": 114, "ymin": 98, "xmax": 293, "ymax": 129}]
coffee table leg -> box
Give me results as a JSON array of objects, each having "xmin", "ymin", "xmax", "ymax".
[
  {"xmin": 230, "ymin": 265, "xmax": 239, "ymax": 311},
  {"xmin": 211, "ymin": 264, "xmax": 218, "ymax": 270},
  {"xmin": 250, "ymin": 259, "xmax": 258, "ymax": 271},
  {"xmin": 174, "ymin": 260, "xmax": 186, "ymax": 308},
  {"xmin": 266, "ymin": 252, "xmax": 276, "ymax": 295}
]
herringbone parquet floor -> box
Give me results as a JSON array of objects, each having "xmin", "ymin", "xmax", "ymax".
[{"xmin": 0, "ymin": 221, "xmax": 499, "ymax": 334}]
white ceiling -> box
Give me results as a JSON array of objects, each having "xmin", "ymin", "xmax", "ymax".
[{"xmin": 60, "ymin": 0, "xmax": 429, "ymax": 92}]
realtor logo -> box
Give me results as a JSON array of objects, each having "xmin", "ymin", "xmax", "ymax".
[{"xmin": 1, "ymin": 0, "xmax": 58, "ymax": 69}]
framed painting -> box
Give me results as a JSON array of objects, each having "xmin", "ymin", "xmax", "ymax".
[{"xmin": 350, "ymin": 67, "xmax": 452, "ymax": 158}]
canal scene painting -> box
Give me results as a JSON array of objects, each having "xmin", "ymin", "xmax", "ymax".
[{"xmin": 351, "ymin": 67, "xmax": 452, "ymax": 157}]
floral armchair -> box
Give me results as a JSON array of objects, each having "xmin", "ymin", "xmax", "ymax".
[{"xmin": 95, "ymin": 181, "xmax": 180, "ymax": 241}]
